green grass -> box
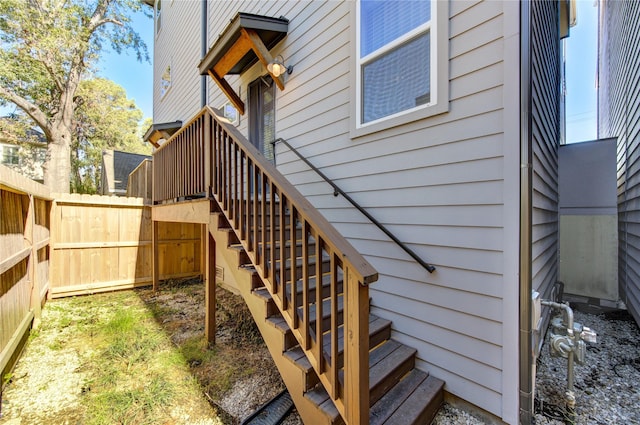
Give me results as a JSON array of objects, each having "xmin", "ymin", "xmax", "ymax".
[{"xmin": 75, "ymin": 294, "xmax": 188, "ymax": 424}]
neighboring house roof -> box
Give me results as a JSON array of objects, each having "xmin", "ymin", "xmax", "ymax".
[{"xmin": 101, "ymin": 149, "xmax": 151, "ymax": 196}]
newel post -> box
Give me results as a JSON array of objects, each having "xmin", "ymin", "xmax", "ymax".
[
  {"xmin": 203, "ymin": 110, "xmax": 212, "ymax": 196},
  {"xmin": 344, "ymin": 267, "xmax": 369, "ymax": 425}
]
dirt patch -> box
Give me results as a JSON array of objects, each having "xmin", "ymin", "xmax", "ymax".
[{"xmin": 0, "ymin": 279, "xmax": 302, "ymax": 425}]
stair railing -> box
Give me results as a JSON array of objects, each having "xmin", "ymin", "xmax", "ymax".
[
  {"xmin": 274, "ymin": 138, "xmax": 436, "ymax": 274},
  {"xmin": 153, "ymin": 106, "xmax": 376, "ymax": 424},
  {"xmin": 152, "ymin": 109, "xmax": 209, "ymax": 203}
]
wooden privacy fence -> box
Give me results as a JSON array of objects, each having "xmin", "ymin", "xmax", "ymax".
[
  {"xmin": 1, "ymin": 165, "xmax": 51, "ymax": 377},
  {"xmin": 50, "ymin": 194, "xmax": 203, "ymax": 298}
]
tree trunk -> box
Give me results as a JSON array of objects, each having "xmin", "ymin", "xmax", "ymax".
[{"xmin": 43, "ymin": 131, "xmax": 72, "ymax": 193}]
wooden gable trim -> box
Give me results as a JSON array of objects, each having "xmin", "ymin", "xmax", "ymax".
[
  {"xmin": 143, "ymin": 121, "xmax": 182, "ymax": 148},
  {"xmin": 199, "ymin": 12, "xmax": 289, "ymax": 115}
]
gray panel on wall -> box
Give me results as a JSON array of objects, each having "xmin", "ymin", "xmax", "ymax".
[{"xmin": 558, "ymin": 138, "xmax": 617, "ymax": 215}]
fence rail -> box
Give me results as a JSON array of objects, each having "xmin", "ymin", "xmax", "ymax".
[
  {"xmin": 49, "ymin": 193, "xmax": 203, "ymax": 298},
  {"xmin": 153, "ymin": 112, "xmax": 208, "ymax": 203},
  {"xmin": 0, "ymin": 165, "xmax": 51, "ymax": 378}
]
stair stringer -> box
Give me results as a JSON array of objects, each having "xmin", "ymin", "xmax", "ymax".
[{"xmin": 208, "ymin": 211, "xmax": 332, "ymax": 425}]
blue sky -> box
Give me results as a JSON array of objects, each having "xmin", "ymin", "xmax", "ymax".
[
  {"xmin": 564, "ymin": 0, "xmax": 598, "ymax": 143},
  {"xmin": 96, "ymin": 8, "xmax": 154, "ymax": 120}
]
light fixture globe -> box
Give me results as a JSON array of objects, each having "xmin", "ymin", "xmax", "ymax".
[
  {"xmin": 267, "ymin": 55, "xmax": 292, "ymax": 78},
  {"xmin": 267, "ymin": 61, "xmax": 285, "ymax": 77}
]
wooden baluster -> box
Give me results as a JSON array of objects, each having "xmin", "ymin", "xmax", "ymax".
[
  {"xmin": 246, "ymin": 158, "xmax": 253, "ymax": 252},
  {"xmin": 300, "ymin": 220, "xmax": 310, "ymax": 339},
  {"xmin": 329, "ymin": 252, "xmax": 339, "ymax": 399},
  {"xmin": 224, "ymin": 132, "xmax": 230, "ymax": 212},
  {"xmin": 260, "ymin": 175, "xmax": 268, "ymax": 273},
  {"xmin": 239, "ymin": 151, "xmax": 245, "ymax": 239},
  {"xmin": 269, "ymin": 186, "xmax": 276, "ymax": 287},
  {"xmin": 315, "ymin": 234, "xmax": 324, "ymax": 374},
  {"xmin": 253, "ymin": 168, "xmax": 260, "ymax": 266},
  {"xmin": 279, "ymin": 196, "xmax": 286, "ymax": 308}
]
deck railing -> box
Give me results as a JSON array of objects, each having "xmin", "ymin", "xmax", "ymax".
[
  {"xmin": 153, "ymin": 106, "xmax": 377, "ymax": 424},
  {"xmin": 127, "ymin": 158, "xmax": 153, "ymax": 203}
]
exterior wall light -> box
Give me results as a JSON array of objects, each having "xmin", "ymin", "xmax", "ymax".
[{"xmin": 267, "ymin": 55, "xmax": 293, "ymax": 77}]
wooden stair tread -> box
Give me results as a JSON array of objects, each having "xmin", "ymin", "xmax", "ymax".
[
  {"xmin": 370, "ymin": 370, "xmax": 445, "ymax": 425},
  {"xmin": 214, "ymin": 198, "xmax": 445, "ymax": 424}
]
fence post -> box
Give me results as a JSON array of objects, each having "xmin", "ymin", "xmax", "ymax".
[
  {"xmin": 26, "ymin": 195, "xmax": 42, "ymax": 326},
  {"xmin": 152, "ymin": 220, "xmax": 159, "ymax": 291},
  {"xmin": 204, "ymin": 231, "xmax": 216, "ymax": 345},
  {"xmin": 204, "ymin": 112, "xmax": 212, "ymax": 196}
]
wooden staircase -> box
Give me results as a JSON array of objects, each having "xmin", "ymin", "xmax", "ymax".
[{"xmin": 152, "ymin": 106, "xmax": 444, "ymax": 424}]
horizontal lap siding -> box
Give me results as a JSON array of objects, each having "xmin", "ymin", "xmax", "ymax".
[
  {"xmin": 530, "ymin": 0, "xmax": 560, "ymax": 309},
  {"xmin": 271, "ymin": 1, "xmax": 508, "ymax": 418},
  {"xmin": 154, "ymin": 1, "xmax": 201, "ymax": 123},
  {"xmin": 201, "ymin": 0, "xmax": 517, "ymax": 420},
  {"xmin": 600, "ymin": 0, "xmax": 640, "ymax": 325}
]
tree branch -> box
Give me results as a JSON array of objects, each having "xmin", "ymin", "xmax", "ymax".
[
  {"xmin": 0, "ymin": 85, "xmax": 51, "ymax": 139},
  {"xmin": 88, "ymin": 0, "xmax": 113, "ymax": 32},
  {"xmin": 36, "ymin": 52, "xmax": 65, "ymax": 93}
]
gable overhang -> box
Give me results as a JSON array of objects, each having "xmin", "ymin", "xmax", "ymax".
[
  {"xmin": 198, "ymin": 12, "xmax": 289, "ymax": 115},
  {"xmin": 143, "ymin": 121, "xmax": 183, "ymax": 148}
]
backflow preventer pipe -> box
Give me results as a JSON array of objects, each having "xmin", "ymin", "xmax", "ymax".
[{"xmin": 540, "ymin": 301, "xmax": 597, "ymax": 424}]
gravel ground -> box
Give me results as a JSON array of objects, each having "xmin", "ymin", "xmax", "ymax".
[
  {"xmin": 533, "ymin": 306, "xmax": 640, "ymax": 425},
  {"xmin": 431, "ymin": 305, "xmax": 640, "ymax": 425},
  {"xmin": 1, "ymin": 287, "xmax": 638, "ymax": 425}
]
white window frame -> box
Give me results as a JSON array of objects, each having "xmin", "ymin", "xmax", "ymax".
[
  {"xmin": 1, "ymin": 144, "xmax": 20, "ymax": 166},
  {"xmin": 351, "ymin": 0, "xmax": 449, "ymax": 138}
]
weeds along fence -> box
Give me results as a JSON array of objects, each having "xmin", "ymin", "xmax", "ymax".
[
  {"xmin": 1, "ymin": 164, "xmax": 203, "ymax": 378},
  {"xmin": 50, "ymin": 193, "xmax": 203, "ymax": 298},
  {"xmin": 1, "ymin": 165, "xmax": 51, "ymax": 378}
]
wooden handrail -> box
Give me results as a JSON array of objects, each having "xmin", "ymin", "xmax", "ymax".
[{"xmin": 152, "ymin": 106, "xmax": 376, "ymax": 424}]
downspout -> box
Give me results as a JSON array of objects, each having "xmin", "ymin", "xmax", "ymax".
[
  {"xmin": 201, "ymin": 0, "xmax": 207, "ymax": 108},
  {"xmin": 519, "ymin": 1, "xmax": 534, "ymax": 424}
]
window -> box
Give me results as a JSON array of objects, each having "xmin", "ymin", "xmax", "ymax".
[
  {"xmin": 354, "ymin": 0, "xmax": 448, "ymax": 135},
  {"xmin": 160, "ymin": 64, "xmax": 171, "ymax": 98},
  {"xmin": 1, "ymin": 145, "xmax": 19, "ymax": 166},
  {"xmin": 249, "ymin": 76, "xmax": 276, "ymax": 163},
  {"xmin": 155, "ymin": 0, "xmax": 162, "ymax": 35}
]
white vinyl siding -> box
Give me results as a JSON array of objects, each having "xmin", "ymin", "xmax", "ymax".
[{"xmin": 153, "ymin": 0, "xmax": 200, "ymax": 123}]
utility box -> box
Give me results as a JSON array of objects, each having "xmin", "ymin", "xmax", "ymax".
[{"xmin": 559, "ymin": 138, "xmax": 618, "ymax": 303}]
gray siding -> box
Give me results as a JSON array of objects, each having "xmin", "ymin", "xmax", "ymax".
[
  {"xmin": 213, "ymin": 1, "xmax": 520, "ymax": 421},
  {"xmin": 153, "ymin": 0, "xmax": 201, "ymax": 123},
  {"xmin": 530, "ymin": 0, "xmax": 560, "ymax": 313},
  {"xmin": 158, "ymin": 1, "xmax": 526, "ymax": 422},
  {"xmin": 599, "ymin": 0, "xmax": 640, "ymax": 325}
]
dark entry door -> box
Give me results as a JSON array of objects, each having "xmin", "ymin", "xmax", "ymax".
[{"xmin": 248, "ymin": 75, "xmax": 276, "ymax": 163}]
